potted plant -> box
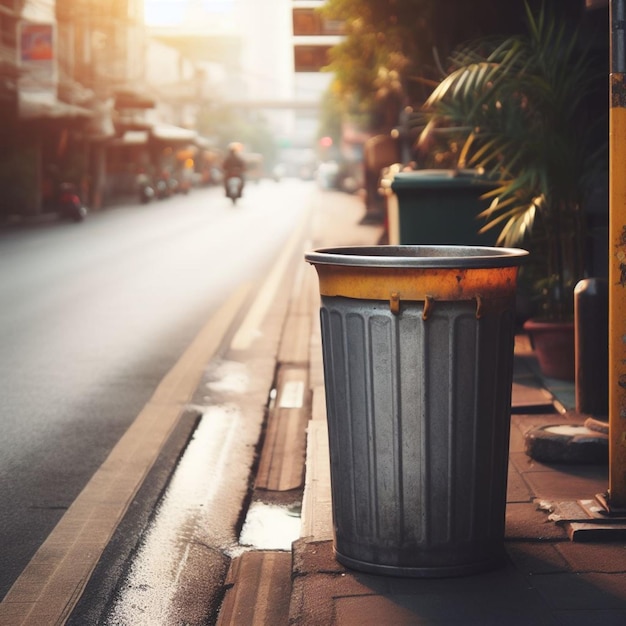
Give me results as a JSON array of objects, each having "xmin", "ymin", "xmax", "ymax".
[{"xmin": 418, "ymin": 1, "xmax": 606, "ymax": 380}]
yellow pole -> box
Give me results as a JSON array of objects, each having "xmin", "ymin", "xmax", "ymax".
[{"xmin": 608, "ymin": 0, "xmax": 626, "ymax": 510}]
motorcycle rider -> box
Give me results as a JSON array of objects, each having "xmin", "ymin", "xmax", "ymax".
[{"xmin": 222, "ymin": 142, "xmax": 246, "ymax": 197}]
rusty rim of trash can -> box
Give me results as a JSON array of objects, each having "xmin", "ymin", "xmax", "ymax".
[{"xmin": 305, "ymin": 245, "xmax": 528, "ymax": 316}]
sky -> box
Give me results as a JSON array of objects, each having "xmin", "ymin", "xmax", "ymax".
[{"xmin": 143, "ymin": 0, "xmax": 235, "ymax": 27}]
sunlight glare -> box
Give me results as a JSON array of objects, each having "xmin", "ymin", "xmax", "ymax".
[
  {"xmin": 144, "ymin": 0, "xmax": 186, "ymax": 26},
  {"xmin": 144, "ymin": 0, "xmax": 235, "ymax": 27}
]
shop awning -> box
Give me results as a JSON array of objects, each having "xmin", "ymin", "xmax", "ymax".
[
  {"xmin": 195, "ymin": 135, "xmax": 214, "ymax": 149},
  {"xmin": 151, "ymin": 123, "xmax": 197, "ymax": 143},
  {"xmin": 111, "ymin": 130, "xmax": 150, "ymax": 146},
  {"xmin": 19, "ymin": 93, "xmax": 92, "ymax": 120}
]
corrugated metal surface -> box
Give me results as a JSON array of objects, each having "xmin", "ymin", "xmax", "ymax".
[{"xmin": 320, "ymin": 296, "xmax": 516, "ymax": 577}]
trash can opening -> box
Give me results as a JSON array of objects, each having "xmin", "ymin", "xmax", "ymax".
[{"xmin": 306, "ymin": 245, "xmax": 528, "ymax": 269}]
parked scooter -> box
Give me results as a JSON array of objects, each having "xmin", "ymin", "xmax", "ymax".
[
  {"xmin": 57, "ymin": 183, "xmax": 87, "ymax": 222},
  {"xmin": 137, "ymin": 172, "xmax": 155, "ymax": 204},
  {"xmin": 225, "ymin": 174, "xmax": 243, "ymax": 204},
  {"xmin": 155, "ymin": 174, "xmax": 170, "ymax": 200}
]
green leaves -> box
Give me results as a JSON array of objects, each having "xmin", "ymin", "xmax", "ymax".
[
  {"xmin": 422, "ymin": 2, "xmax": 593, "ymax": 243},
  {"xmin": 420, "ymin": 1, "xmax": 602, "ymax": 320}
]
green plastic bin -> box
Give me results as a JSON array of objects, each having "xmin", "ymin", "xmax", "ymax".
[{"xmin": 388, "ymin": 169, "xmax": 497, "ymax": 246}]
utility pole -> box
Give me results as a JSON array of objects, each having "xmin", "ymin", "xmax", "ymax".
[{"xmin": 607, "ymin": 0, "xmax": 626, "ymax": 511}]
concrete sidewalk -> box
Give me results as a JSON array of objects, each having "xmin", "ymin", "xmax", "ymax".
[{"xmin": 217, "ymin": 188, "xmax": 626, "ymax": 626}]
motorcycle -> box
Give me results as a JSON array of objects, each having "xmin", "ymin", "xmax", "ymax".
[
  {"xmin": 139, "ymin": 183, "xmax": 155, "ymax": 203},
  {"xmin": 57, "ymin": 183, "xmax": 87, "ymax": 222},
  {"xmin": 155, "ymin": 175, "xmax": 170, "ymax": 200},
  {"xmin": 137, "ymin": 173, "xmax": 155, "ymax": 204},
  {"xmin": 225, "ymin": 174, "xmax": 243, "ymax": 204}
]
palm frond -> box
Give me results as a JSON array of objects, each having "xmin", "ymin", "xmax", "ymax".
[{"xmin": 418, "ymin": 0, "xmax": 601, "ymax": 317}]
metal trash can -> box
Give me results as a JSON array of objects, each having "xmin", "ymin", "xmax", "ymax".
[{"xmin": 305, "ymin": 245, "xmax": 528, "ymax": 578}]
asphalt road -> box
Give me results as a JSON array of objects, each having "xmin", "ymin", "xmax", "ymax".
[{"xmin": 0, "ymin": 179, "xmax": 312, "ymax": 600}]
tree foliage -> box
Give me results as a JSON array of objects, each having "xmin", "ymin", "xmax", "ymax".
[
  {"xmin": 321, "ymin": 0, "xmax": 434, "ymax": 116},
  {"xmin": 320, "ymin": 0, "xmax": 574, "ymax": 131}
]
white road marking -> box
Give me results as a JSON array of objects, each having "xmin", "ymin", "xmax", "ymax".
[
  {"xmin": 279, "ymin": 380, "xmax": 305, "ymax": 409},
  {"xmin": 229, "ymin": 211, "xmax": 310, "ymax": 351}
]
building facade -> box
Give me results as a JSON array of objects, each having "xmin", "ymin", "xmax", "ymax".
[
  {"xmin": 0, "ymin": 0, "xmax": 345, "ymax": 217},
  {"xmin": 1, "ymin": 0, "xmax": 205, "ymax": 217}
]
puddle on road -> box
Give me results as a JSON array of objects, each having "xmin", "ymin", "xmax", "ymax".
[{"xmin": 239, "ymin": 501, "xmax": 301, "ymax": 550}]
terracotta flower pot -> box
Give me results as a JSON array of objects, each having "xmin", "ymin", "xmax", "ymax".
[{"xmin": 523, "ymin": 318, "xmax": 575, "ymax": 381}]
